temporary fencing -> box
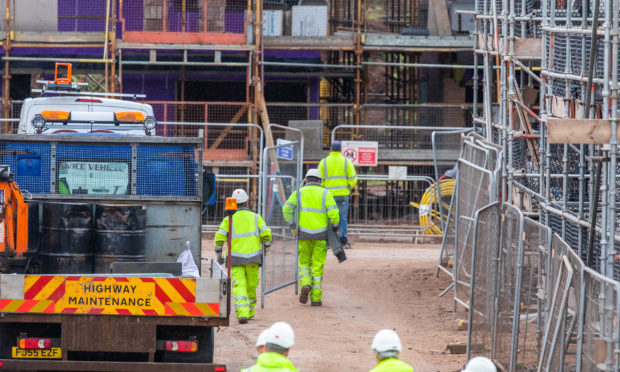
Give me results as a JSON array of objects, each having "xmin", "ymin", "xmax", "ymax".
[
  {"xmin": 144, "ymin": 101, "xmax": 251, "ymax": 136},
  {"xmin": 259, "ymin": 128, "xmax": 303, "ymax": 307},
  {"xmin": 0, "ymin": 100, "xmax": 24, "ymax": 134},
  {"xmin": 362, "ymin": 104, "xmax": 472, "ymax": 127},
  {"xmin": 437, "ymin": 133, "xmax": 500, "ymax": 279},
  {"xmin": 330, "ymin": 124, "xmax": 465, "ymax": 228},
  {"xmin": 265, "ymin": 103, "xmax": 354, "ymax": 146},
  {"xmin": 354, "ymin": 173, "xmax": 437, "ymax": 227},
  {"xmin": 156, "ymin": 122, "xmax": 263, "ymax": 225},
  {"xmin": 448, "ymin": 133, "xmax": 620, "ymax": 371}
]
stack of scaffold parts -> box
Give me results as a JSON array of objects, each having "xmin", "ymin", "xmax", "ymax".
[{"xmin": 410, "ymin": 178, "xmax": 455, "ymax": 235}]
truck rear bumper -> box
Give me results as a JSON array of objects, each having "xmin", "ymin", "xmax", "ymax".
[{"xmin": 0, "ymin": 359, "xmax": 226, "ymax": 371}]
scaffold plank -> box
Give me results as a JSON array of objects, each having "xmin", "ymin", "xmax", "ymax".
[{"xmin": 548, "ymin": 118, "xmax": 620, "ymax": 144}]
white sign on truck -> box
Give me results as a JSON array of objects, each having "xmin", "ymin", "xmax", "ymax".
[{"xmin": 58, "ymin": 160, "xmax": 129, "ymax": 194}]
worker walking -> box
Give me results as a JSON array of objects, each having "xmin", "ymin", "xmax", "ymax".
[
  {"xmin": 319, "ymin": 141, "xmax": 357, "ymax": 249},
  {"xmin": 241, "ymin": 321, "xmax": 298, "ymax": 372},
  {"xmin": 283, "ymin": 169, "xmax": 339, "ymax": 306},
  {"xmin": 369, "ymin": 329, "xmax": 413, "ymax": 372},
  {"xmin": 214, "ymin": 189, "xmax": 271, "ymax": 324}
]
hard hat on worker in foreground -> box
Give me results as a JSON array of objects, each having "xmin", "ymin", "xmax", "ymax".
[
  {"xmin": 256, "ymin": 328, "xmax": 270, "ymax": 347},
  {"xmin": 231, "ymin": 189, "xmax": 249, "ymax": 204},
  {"xmin": 462, "ymin": 356, "xmax": 497, "ymax": 372},
  {"xmin": 265, "ymin": 321, "xmax": 295, "ymax": 349},
  {"xmin": 371, "ymin": 329, "xmax": 402, "ymax": 353},
  {"xmin": 305, "ymin": 168, "xmax": 322, "ymax": 180}
]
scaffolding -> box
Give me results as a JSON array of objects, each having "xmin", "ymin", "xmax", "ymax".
[
  {"xmin": 473, "ymin": 0, "xmax": 619, "ymax": 273},
  {"xmin": 464, "ymin": 0, "xmax": 620, "ymax": 366}
]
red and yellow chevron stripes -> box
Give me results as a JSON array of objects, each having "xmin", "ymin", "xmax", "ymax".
[{"xmin": 0, "ymin": 275, "xmax": 220, "ymax": 317}]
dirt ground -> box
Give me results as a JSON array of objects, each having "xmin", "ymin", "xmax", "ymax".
[{"xmin": 202, "ymin": 240, "xmax": 467, "ymax": 371}]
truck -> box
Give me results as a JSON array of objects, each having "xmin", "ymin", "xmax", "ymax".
[{"xmin": 0, "ymin": 65, "xmax": 230, "ymax": 371}]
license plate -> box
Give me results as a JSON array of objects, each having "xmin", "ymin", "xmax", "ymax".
[{"xmin": 11, "ymin": 347, "xmax": 62, "ymax": 359}]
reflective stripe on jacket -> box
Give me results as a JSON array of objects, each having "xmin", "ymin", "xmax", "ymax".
[
  {"xmin": 282, "ymin": 183, "xmax": 339, "ymax": 240},
  {"xmin": 214, "ymin": 209, "xmax": 272, "ymax": 266},
  {"xmin": 240, "ymin": 352, "xmax": 299, "ymax": 372},
  {"xmin": 319, "ymin": 151, "xmax": 357, "ymax": 196},
  {"xmin": 369, "ymin": 358, "xmax": 414, "ymax": 372}
]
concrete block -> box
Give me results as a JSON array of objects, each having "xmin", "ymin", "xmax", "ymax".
[{"xmin": 287, "ymin": 120, "xmax": 324, "ymax": 159}]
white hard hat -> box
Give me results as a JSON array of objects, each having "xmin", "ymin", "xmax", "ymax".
[
  {"xmin": 256, "ymin": 329, "xmax": 270, "ymax": 347},
  {"xmin": 462, "ymin": 357, "xmax": 497, "ymax": 372},
  {"xmin": 231, "ymin": 189, "xmax": 249, "ymax": 204},
  {"xmin": 265, "ymin": 321, "xmax": 295, "ymax": 349},
  {"xmin": 305, "ymin": 168, "xmax": 322, "ymax": 180},
  {"xmin": 371, "ymin": 329, "xmax": 402, "ymax": 353}
]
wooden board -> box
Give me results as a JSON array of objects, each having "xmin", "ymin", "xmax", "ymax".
[
  {"xmin": 514, "ymin": 38, "xmax": 542, "ymax": 57},
  {"xmin": 550, "ymin": 95, "xmax": 567, "ymax": 118},
  {"xmin": 548, "ymin": 118, "xmax": 620, "ymax": 144}
]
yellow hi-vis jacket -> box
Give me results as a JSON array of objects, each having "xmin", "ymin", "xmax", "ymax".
[
  {"xmin": 319, "ymin": 151, "xmax": 357, "ymax": 196},
  {"xmin": 282, "ymin": 183, "xmax": 339, "ymax": 240},
  {"xmin": 214, "ymin": 209, "xmax": 272, "ymax": 266}
]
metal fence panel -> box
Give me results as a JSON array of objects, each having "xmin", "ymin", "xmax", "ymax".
[
  {"xmin": 260, "ymin": 137, "xmax": 303, "ymax": 307},
  {"xmin": 579, "ymin": 267, "xmax": 620, "ymax": 371},
  {"xmin": 332, "ymin": 124, "xmax": 466, "ymax": 164},
  {"xmin": 468, "ymin": 202, "xmax": 501, "ymax": 359},
  {"xmin": 514, "ymin": 217, "xmax": 551, "ymax": 370},
  {"xmin": 494, "ymin": 203, "xmax": 523, "ymax": 368},
  {"xmin": 454, "ymin": 158, "xmax": 495, "ymax": 309},
  {"xmin": 538, "ymin": 255, "xmax": 574, "ymax": 372}
]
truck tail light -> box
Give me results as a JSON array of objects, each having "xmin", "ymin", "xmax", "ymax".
[
  {"xmin": 164, "ymin": 340, "xmax": 197, "ymax": 353},
  {"xmin": 18, "ymin": 337, "xmax": 51, "ymax": 349},
  {"xmin": 214, "ymin": 367, "xmax": 226, "ymax": 372}
]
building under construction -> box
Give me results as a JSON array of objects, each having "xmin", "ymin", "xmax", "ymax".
[{"xmin": 0, "ymin": 0, "xmax": 478, "ymax": 229}]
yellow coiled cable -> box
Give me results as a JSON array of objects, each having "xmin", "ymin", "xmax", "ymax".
[{"xmin": 410, "ymin": 178, "xmax": 455, "ymax": 235}]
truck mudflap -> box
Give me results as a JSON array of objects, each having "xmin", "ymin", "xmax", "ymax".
[
  {"xmin": 0, "ymin": 275, "xmax": 228, "ymax": 317},
  {"xmin": 0, "ymin": 360, "xmax": 227, "ymax": 371}
]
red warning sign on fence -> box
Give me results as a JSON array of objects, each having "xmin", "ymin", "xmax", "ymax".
[{"xmin": 341, "ymin": 141, "xmax": 378, "ymax": 166}]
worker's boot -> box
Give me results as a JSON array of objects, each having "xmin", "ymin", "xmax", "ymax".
[
  {"xmin": 238, "ymin": 317, "xmax": 248, "ymax": 324},
  {"xmin": 299, "ymin": 285, "xmax": 311, "ymax": 304},
  {"xmin": 311, "ymin": 301, "xmax": 322, "ymax": 307}
]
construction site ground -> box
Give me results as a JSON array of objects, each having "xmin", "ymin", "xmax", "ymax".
[{"xmin": 201, "ymin": 239, "xmax": 467, "ymax": 371}]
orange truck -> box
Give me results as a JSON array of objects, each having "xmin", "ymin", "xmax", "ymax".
[{"xmin": 0, "ymin": 130, "xmax": 230, "ymax": 371}]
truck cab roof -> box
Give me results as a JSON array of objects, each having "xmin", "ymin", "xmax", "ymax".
[{"xmin": 18, "ymin": 96, "xmax": 156, "ymax": 136}]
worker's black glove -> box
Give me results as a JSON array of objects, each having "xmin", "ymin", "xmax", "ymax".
[
  {"xmin": 335, "ymin": 251, "xmax": 347, "ymax": 263},
  {"xmin": 332, "ymin": 224, "xmax": 339, "ymax": 234},
  {"xmin": 217, "ymin": 255, "xmax": 225, "ymax": 265},
  {"xmin": 263, "ymin": 242, "xmax": 271, "ymax": 255}
]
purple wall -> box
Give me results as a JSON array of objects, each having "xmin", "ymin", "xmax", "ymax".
[
  {"xmin": 123, "ymin": 0, "xmax": 143, "ymax": 32},
  {"xmin": 58, "ymin": 0, "xmax": 107, "ymax": 32},
  {"xmin": 123, "ymin": 74, "xmax": 176, "ymax": 101},
  {"xmin": 168, "ymin": 7, "xmax": 201, "ymax": 32},
  {"xmin": 122, "ymin": 0, "xmax": 243, "ymax": 34}
]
